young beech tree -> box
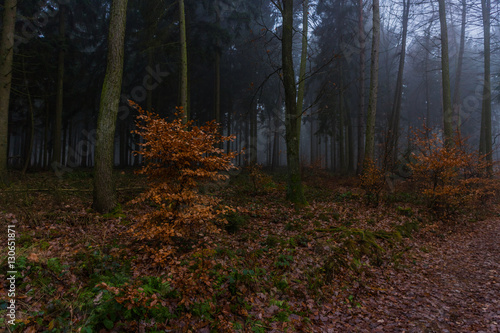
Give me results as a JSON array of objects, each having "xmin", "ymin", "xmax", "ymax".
[{"xmin": 129, "ymin": 102, "xmax": 238, "ymax": 261}]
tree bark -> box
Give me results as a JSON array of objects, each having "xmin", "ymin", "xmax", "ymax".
[
  {"xmin": 214, "ymin": 1, "xmax": 221, "ymax": 125},
  {"xmin": 282, "ymin": 0, "xmax": 307, "ymax": 205},
  {"xmin": 347, "ymin": 106, "xmax": 354, "ymax": 173},
  {"xmin": 22, "ymin": 57, "xmax": 35, "ymax": 174},
  {"xmin": 92, "ymin": 0, "xmax": 128, "ymax": 213},
  {"xmin": 179, "ymin": 0, "xmax": 189, "ymax": 122},
  {"xmin": 423, "ymin": 13, "xmax": 434, "ymax": 130},
  {"xmin": 437, "ymin": 0, "xmax": 453, "ymax": 147},
  {"xmin": 452, "ymin": 0, "xmax": 466, "ymax": 132},
  {"xmin": 356, "ymin": 0, "xmax": 366, "ymax": 174},
  {"xmin": 387, "ymin": 0, "xmax": 410, "ymax": 169},
  {"xmin": 363, "ymin": 0, "xmax": 380, "ymax": 167},
  {"xmin": 52, "ymin": 5, "xmax": 66, "ymax": 167},
  {"xmin": 0, "ymin": 0, "xmax": 17, "ymax": 181},
  {"xmin": 479, "ymin": 0, "xmax": 492, "ymax": 172},
  {"xmin": 296, "ymin": 0, "xmax": 308, "ymax": 120},
  {"xmin": 250, "ymin": 103, "xmax": 258, "ymax": 164}
]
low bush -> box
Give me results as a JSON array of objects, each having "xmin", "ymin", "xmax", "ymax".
[
  {"xmin": 129, "ymin": 102, "xmax": 239, "ymax": 261},
  {"xmin": 408, "ymin": 128, "xmax": 496, "ymax": 218}
]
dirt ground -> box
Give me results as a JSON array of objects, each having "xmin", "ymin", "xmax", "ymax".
[{"xmin": 317, "ymin": 219, "xmax": 500, "ymax": 333}]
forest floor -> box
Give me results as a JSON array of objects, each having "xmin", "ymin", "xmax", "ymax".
[{"xmin": 0, "ymin": 169, "xmax": 499, "ymax": 332}]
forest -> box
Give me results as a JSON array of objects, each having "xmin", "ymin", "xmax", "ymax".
[{"xmin": 0, "ymin": 0, "xmax": 499, "ymax": 332}]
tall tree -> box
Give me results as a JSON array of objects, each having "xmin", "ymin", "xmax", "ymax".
[
  {"xmin": 386, "ymin": 0, "xmax": 410, "ymax": 168},
  {"xmin": 452, "ymin": 0, "xmax": 466, "ymax": 131},
  {"xmin": 363, "ymin": 0, "xmax": 380, "ymax": 167},
  {"xmin": 179, "ymin": 0, "xmax": 189, "ymax": 122},
  {"xmin": 0, "ymin": 0, "xmax": 17, "ymax": 181},
  {"xmin": 437, "ymin": 0, "xmax": 453, "ymax": 147},
  {"xmin": 214, "ymin": 0, "xmax": 221, "ymax": 124},
  {"xmin": 92, "ymin": 0, "xmax": 128, "ymax": 213},
  {"xmin": 423, "ymin": 13, "xmax": 434, "ymax": 129},
  {"xmin": 52, "ymin": 5, "xmax": 66, "ymax": 167},
  {"xmin": 281, "ymin": 0, "xmax": 307, "ymax": 205},
  {"xmin": 356, "ymin": 0, "xmax": 365, "ymax": 174},
  {"xmin": 296, "ymin": 0, "xmax": 309, "ymax": 120},
  {"xmin": 479, "ymin": 0, "xmax": 492, "ymax": 171}
]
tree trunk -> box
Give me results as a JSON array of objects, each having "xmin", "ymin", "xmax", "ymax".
[
  {"xmin": 22, "ymin": 57, "xmax": 35, "ymax": 174},
  {"xmin": 179, "ymin": 0, "xmax": 189, "ymax": 122},
  {"xmin": 226, "ymin": 94, "xmax": 232, "ymax": 154},
  {"xmin": 0, "ymin": 0, "xmax": 17, "ymax": 181},
  {"xmin": 424, "ymin": 23, "xmax": 432, "ymax": 129},
  {"xmin": 387, "ymin": 0, "xmax": 410, "ymax": 169},
  {"xmin": 346, "ymin": 107, "xmax": 355, "ymax": 173},
  {"xmin": 282, "ymin": 0, "xmax": 307, "ymax": 205},
  {"xmin": 272, "ymin": 111, "xmax": 280, "ymax": 170},
  {"xmin": 250, "ymin": 103, "xmax": 258, "ymax": 164},
  {"xmin": 479, "ymin": 0, "xmax": 492, "ymax": 172},
  {"xmin": 339, "ymin": 102, "xmax": 345, "ymax": 173},
  {"xmin": 452, "ymin": 0, "xmax": 466, "ymax": 132},
  {"xmin": 296, "ymin": 0, "xmax": 308, "ymax": 119},
  {"xmin": 356, "ymin": 0, "xmax": 366, "ymax": 174},
  {"xmin": 147, "ymin": 50, "xmax": 154, "ymax": 112},
  {"xmin": 214, "ymin": 1, "xmax": 221, "ymax": 125},
  {"xmin": 93, "ymin": 0, "xmax": 128, "ymax": 213},
  {"xmin": 310, "ymin": 117, "xmax": 314, "ymax": 165},
  {"xmin": 363, "ymin": 0, "xmax": 380, "ymax": 167},
  {"xmin": 52, "ymin": 5, "xmax": 66, "ymax": 168},
  {"xmin": 438, "ymin": 0, "xmax": 453, "ymax": 147}
]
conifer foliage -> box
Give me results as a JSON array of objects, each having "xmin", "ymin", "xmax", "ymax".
[{"xmin": 129, "ymin": 102, "xmax": 238, "ymax": 253}]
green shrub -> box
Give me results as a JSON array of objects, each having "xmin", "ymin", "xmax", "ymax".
[{"xmin": 224, "ymin": 211, "xmax": 248, "ymax": 233}]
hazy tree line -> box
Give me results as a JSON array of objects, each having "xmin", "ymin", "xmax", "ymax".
[{"xmin": 0, "ymin": 0, "xmax": 499, "ymax": 179}]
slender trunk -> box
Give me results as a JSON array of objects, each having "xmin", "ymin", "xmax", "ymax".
[
  {"xmin": 272, "ymin": 110, "xmax": 280, "ymax": 170},
  {"xmin": 310, "ymin": 117, "xmax": 314, "ymax": 165},
  {"xmin": 92, "ymin": 0, "xmax": 128, "ymax": 213},
  {"xmin": 479, "ymin": 0, "xmax": 492, "ymax": 172},
  {"xmin": 226, "ymin": 94, "xmax": 232, "ymax": 153},
  {"xmin": 347, "ymin": 107, "xmax": 354, "ymax": 173},
  {"xmin": 356, "ymin": 0, "xmax": 366, "ymax": 174},
  {"xmin": 147, "ymin": 50, "xmax": 153, "ymax": 111},
  {"xmin": 62, "ymin": 119, "xmax": 69, "ymax": 165},
  {"xmin": 330, "ymin": 135, "xmax": 334, "ymax": 171},
  {"xmin": 43, "ymin": 101, "xmax": 50, "ymax": 169},
  {"xmin": 296, "ymin": 0, "xmax": 308, "ymax": 118},
  {"xmin": 387, "ymin": 0, "xmax": 410, "ymax": 169},
  {"xmin": 424, "ymin": 25, "xmax": 432, "ymax": 129},
  {"xmin": 339, "ymin": 102, "xmax": 345, "ymax": 173},
  {"xmin": 22, "ymin": 58, "xmax": 35, "ymax": 174},
  {"xmin": 282, "ymin": 0, "xmax": 306, "ymax": 205},
  {"xmin": 296, "ymin": 0, "xmax": 308, "ymax": 171},
  {"xmin": 0, "ymin": 0, "xmax": 17, "ymax": 180},
  {"xmin": 53, "ymin": 5, "xmax": 66, "ymax": 167},
  {"xmin": 250, "ymin": 104, "xmax": 258, "ymax": 164},
  {"xmin": 179, "ymin": 0, "xmax": 189, "ymax": 122},
  {"xmin": 214, "ymin": 2, "xmax": 221, "ymax": 124},
  {"xmin": 438, "ymin": 0, "xmax": 453, "ymax": 147},
  {"xmin": 452, "ymin": 0, "xmax": 466, "ymax": 132},
  {"xmin": 364, "ymin": 0, "xmax": 380, "ymax": 167}
]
